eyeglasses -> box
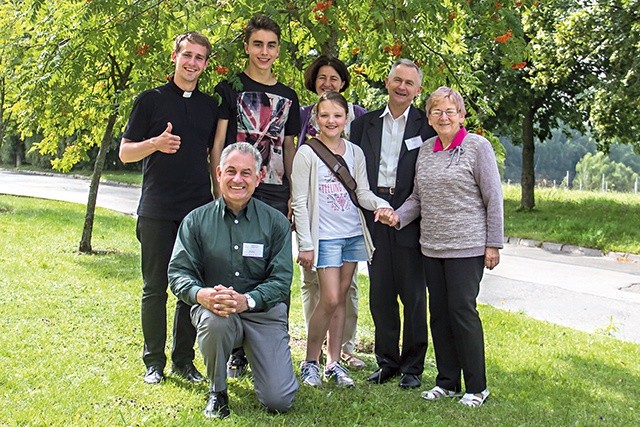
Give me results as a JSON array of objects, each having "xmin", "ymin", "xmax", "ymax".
[{"xmin": 429, "ymin": 109, "xmax": 458, "ymax": 117}]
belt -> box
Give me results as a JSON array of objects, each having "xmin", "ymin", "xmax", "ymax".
[{"xmin": 377, "ymin": 187, "xmax": 395, "ymax": 195}]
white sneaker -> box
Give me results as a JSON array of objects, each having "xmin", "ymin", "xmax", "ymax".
[
  {"xmin": 300, "ymin": 360, "xmax": 322, "ymax": 387},
  {"xmin": 324, "ymin": 362, "xmax": 355, "ymax": 388}
]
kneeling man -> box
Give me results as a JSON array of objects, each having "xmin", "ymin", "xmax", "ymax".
[{"xmin": 169, "ymin": 142, "xmax": 298, "ymax": 419}]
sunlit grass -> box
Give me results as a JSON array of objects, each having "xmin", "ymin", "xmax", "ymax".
[
  {"xmin": 503, "ymin": 184, "xmax": 640, "ymax": 253},
  {"xmin": 1, "ymin": 195, "xmax": 639, "ymax": 426}
]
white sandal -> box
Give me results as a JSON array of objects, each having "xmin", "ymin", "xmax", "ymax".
[
  {"xmin": 420, "ymin": 386, "xmax": 460, "ymax": 401},
  {"xmin": 459, "ymin": 389, "xmax": 490, "ymax": 407}
]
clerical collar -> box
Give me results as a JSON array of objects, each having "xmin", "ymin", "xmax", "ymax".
[{"xmin": 168, "ymin": 77, "xmax": 196, "ymax": 98}]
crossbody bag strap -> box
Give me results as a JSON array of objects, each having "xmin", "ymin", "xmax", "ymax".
[{"xmin": 304, "ymin": 138, "xmax": 360, "ymax": 208}]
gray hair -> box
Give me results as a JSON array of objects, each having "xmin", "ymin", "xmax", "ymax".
[
  {"xmin": 220, "ymin": 142, "xmax": 262, "ymax": 173},
  {"xmin": 388, "ymin": 58, "xmax": 423, "ymax": 84}
]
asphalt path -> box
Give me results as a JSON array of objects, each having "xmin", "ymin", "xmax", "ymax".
[{"xmin": 2, "ymin": 168, "xmax": 640, "ymax": 344}]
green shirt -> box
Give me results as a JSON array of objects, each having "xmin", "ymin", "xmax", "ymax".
[{"xmin": 168, "ymin": 197, "xmax": 293, "ymax": 312}]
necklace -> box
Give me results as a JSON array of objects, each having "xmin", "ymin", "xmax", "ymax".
[{"xmin": 320, "ymin": 137, "xmax": 344, "ymax": 155}]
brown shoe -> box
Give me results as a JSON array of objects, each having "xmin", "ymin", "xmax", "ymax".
[{"xmin": 341, "ymin": 352, "xmax": 365, "ymax": 370}]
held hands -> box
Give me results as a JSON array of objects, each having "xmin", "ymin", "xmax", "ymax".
[
  {"xmin": 374, "ymin": 208, "xmax": 399, "ymax": 227},
  {"xmin": 150, "ymin": 122, "xmax": 181, "ymax": 154},
  {"xmin": 196, "ymin": 285, "xmax": 249, "ymax": 318}
]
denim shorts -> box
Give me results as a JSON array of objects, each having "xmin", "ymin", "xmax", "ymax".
[{"xmin": 316, "ymin": 235, "xmax": 368, "ymax": 268}]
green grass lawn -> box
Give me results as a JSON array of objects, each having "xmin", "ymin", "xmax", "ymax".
[
  {"xmin": 1, "ymin": 195, "xmax": 639, "ymax": 426},
  {"xmin": 504, "ymin": 185, "xmax": 640, "ymax": 254}
]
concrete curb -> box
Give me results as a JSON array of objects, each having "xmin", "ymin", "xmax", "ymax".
[{"xmin": 504, "ymin": 236, "xmax": 639, "ymax": 262}]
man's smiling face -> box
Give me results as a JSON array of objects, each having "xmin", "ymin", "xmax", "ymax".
[{"xmin": 216, "ymin": 150, "xmax": 261, "ymax": 212}]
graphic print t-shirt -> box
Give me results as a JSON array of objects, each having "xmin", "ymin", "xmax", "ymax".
[
  {"xmin": 317, "ymin": 142, "xmax": 361, "ymax": 240},
  {"xmin": 215, "ymin": 73, "xmax": 301, "ymax": 186}
]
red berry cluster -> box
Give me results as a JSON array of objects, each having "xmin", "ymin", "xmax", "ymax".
[
  {"xmin": 494, "ymin": 29, "xmax": 512, "ymax": 44},
  {"xmin": 215, "ymin": 65, "xmax": 229, "ymax": 75},
  {"xmin": 383, "ymin": 40, "xmax": 402, "ymax": 57},
  {"xmin": 312, "ymin": 0, "xmax": 332, "ymax": 23},
  {"xmin": 135, "ymin": 43, "xmax": 150, "ymax": 57}
]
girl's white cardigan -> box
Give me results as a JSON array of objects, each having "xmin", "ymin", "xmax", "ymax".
[{"xmin": 291, "ymin": 140, "xmax": 391, "ymax": 269}]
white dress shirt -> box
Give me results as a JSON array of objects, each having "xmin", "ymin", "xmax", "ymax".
[{"xmin": 377, "ymin": 105, "xmax": 411, "ymax": 188}]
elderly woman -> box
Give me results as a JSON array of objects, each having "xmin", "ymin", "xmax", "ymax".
[
  {"xmin": 380, "ymin": 86, "xmax": 503, "ymax": 406},
  {"xmin": 298, "ymin": 55, "xmax": 368, "ymax": 370}
]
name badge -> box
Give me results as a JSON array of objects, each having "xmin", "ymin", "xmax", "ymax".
[
  {"xmin": 405, "ymin": 136, "xmax": 423, "ymax": 151},
  {"xmin": 243, "ymin": 243, "xmax": 264, "ymax": 258}
]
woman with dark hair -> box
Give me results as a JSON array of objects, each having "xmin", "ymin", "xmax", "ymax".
[
  {"xmin": 298, "ymin": 56, "xmax": 368, "ymax": 370},
  {"xmin": 299, "ymin": 55, "xmax": 367, "ymax": 142}
]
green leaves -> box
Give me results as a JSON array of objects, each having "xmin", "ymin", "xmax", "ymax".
[{"xmin": 10, "ymin": 0, "xmax": 634, "ymax": 174}]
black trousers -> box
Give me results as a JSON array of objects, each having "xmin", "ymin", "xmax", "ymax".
[
  {"xmin": 368, "ymin": 222, "xmax": 427, "ymax": 375},
  {"xmin": 422, "ymin": 255, "xmax": 486, "ymax": 393},
  {"xmin": 136, "ymin": 216, "xmax": 196, "ymax": 370}
]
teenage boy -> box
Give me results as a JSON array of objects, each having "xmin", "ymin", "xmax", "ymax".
[
  {"xmin": 212, "ymin": 13, "xmax": 300, "ymax": 216},
  {"xmin": 211, "ymin": 13, "xmax": 301, "ymax": 376},
  {"xmin": 119, "ymin": 32, "xmax": 217, "ymax": 384}
]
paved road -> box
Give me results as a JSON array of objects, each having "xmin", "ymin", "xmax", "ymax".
[
  {"xmin": 2, "ymin": 169, "xmax": 640, "ymax": 344},
  {"xmin": 0, "ymin": 169, "xmax": 141, "ymax": 216}
]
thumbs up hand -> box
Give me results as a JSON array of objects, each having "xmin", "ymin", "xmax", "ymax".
[{"xmin": 151, "ymin": 122, "xmax": 181, "ymax": 154}]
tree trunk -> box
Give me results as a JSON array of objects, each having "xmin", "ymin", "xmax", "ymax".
[
  {"xmin": 78, "ymin": 111, "xmax": 118, "ymax": 253},
  {"xmin": 79, "ymin": 57, "xmax": 133, "ymax": 253},
  {"xmin": 520, "ymin": 105, "xmax": 536, "ymax": 210}
]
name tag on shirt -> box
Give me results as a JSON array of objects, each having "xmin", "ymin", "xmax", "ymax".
[
  {"xmin": 243, "ymin": 243, "xmax": 264, "ymax": 258},
  {"xmin": 405, "ymin": 136, "xmax": 423, "ymax": 151}
]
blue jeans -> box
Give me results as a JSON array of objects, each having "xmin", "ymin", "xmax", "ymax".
[{"xmin": 317, "ymin": 235, "xmax": 367, "ymax": 268}]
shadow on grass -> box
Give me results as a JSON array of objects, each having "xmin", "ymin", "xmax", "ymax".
[{"xmin": 74, "ymin": 248, "xmax": 140, "ymax": 282}]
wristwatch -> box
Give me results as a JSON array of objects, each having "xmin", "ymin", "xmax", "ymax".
[{"xmin": 244, "ymin": 293, "xmax": 256, "ymax": 311}]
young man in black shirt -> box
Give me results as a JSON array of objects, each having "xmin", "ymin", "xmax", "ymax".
[{"xmin": 119, "ymin": 32, "xmax": 217, "ymax": 384}]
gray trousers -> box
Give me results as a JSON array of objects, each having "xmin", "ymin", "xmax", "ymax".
[{"xmin": 191, "ymin": 303, "xmax": 298, "ymax": 413}]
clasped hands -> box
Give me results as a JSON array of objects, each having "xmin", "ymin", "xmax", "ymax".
[
  {"xmin": 374, "ymin": 207, "xmax": 399, "ymax": 227},
  {"xmin": 196, "ymin": 285, "xmax": 249, "ymax": 318}
]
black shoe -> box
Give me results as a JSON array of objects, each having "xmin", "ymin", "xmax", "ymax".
[
  {"xmin": 204, "ymin": 390, "xmax": 230, "ymax": 419},
  {"xmin": 367, "ymin": 367, "xmax": 399, "ymax": 384},
  {"xmin": 143, "ymin": 366, "xmax": 164, "ymax": 384},
  {"xmin": 399, "ymin": 373, "xmax": 421, "ymax": 389},
  {"xmin": 172, "ymin": 362, "xmax": 205, "ymax": 383},
  {"xmin": 226, "ymin": 352, "xmax": 249, "ymax": 378}
]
